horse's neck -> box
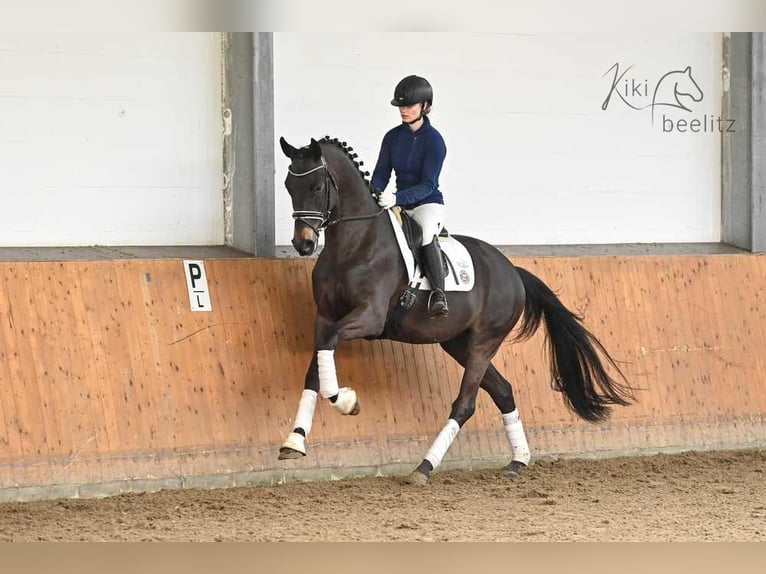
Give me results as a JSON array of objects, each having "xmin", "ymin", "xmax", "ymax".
[
  {"xmin": 319, "ymin": 153, "xmax": 378, "ymax": 229},
  {"xmin": 324, "ymin": 201, "xmax": 394, "ymax": 255},
  {"xmin": 321, "ymin": 209, "xmax": 405, "ymax": 300},
  {"xmin": 653, "ymin": 74, "xmax": 680, "ymax": 105},
  {"xmin": 327, "ymin": 156, "xmax": 377, "ymax": 218},
  {"xmin": 323, "ymin": 161, "xmax": 397, "ymax": 258}
]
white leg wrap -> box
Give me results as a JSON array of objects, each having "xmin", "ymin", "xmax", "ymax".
[
  {"xmin": 332, "ymin": 387, "xmax": 358, "ymax": 415},
  {"xmin": 317, "ymin": 350, "xmax": 339, "ymax": 399},
  {"xmin": 281, "ymin": 432, "xmax": 306, "ymax": 455},
  {"xmin": 424, "ymin": 419, "xmax": 461, "ymax": 469},
  {"xmin": 317, "ymin": 350, "xmax": 358, "ymax": 414},
  {"xmin": 502, "ymin": 410, "xmax": 531, "ymax": 465},
  {"xmin": 293, "ymin": 389, "xmax": 318, "ymax": 434}
]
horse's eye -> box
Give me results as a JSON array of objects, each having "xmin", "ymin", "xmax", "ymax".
[{"xmin": 312, "ymin": 185, "xmax": 323, "ymax": 194}]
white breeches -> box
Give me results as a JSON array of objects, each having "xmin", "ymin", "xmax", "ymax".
[{"xmin": 405, "ymin": 203, "xmax": 446, "ymax": 246}]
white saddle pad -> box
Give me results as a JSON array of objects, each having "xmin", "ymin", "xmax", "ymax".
[{"xmin": 387, "ymin": 209, "xmax": 475, "ymax": 292}]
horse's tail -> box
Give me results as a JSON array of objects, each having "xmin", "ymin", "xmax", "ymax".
[{"xmin": 513, "ymin": 266, "xmax": 635, "ymax": 423}]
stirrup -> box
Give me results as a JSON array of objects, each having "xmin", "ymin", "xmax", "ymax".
[{"xmin": 427, "ymin": 289, "xmax": 449, "ymax": 318}]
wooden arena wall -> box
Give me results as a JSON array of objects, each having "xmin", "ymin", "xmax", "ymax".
[{"xmin": 0, "ymin": 254, "xmax": 764, "ymax": 500}]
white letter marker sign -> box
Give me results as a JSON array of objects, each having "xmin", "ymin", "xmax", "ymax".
[{"xmin": 183, "ymin": 260, "xmax": 212, "ymax": 312}]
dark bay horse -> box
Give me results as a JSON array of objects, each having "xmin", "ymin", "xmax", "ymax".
[{"xmin": 277, "ymin": 135, "xmax": 634, "ymax": 483}]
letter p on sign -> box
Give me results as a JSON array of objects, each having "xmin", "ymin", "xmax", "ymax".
[{"xmin": 183, "ymin": 260, "xmax": 212, "ymax": 312}]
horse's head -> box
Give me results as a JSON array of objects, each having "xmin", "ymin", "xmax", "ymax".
[
  {"xmin": 279, "ymin": 137, "xmax": 339, "ymax": 256},
  {"xmin": 674, "ymin": 66, "xmax": 703, "ymax": 103}
]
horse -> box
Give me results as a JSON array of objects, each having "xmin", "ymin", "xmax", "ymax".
[
  {"xmin": 276, "ymin": 135, "xmax": 635, "ymax": 484},
  {"xmin": 650, "ymin": 66, "xmax": 703, "ymax": 123}
]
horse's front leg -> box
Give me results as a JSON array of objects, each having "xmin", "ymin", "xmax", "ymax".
[
  {"xmin": 279, "ymin": 304, "xmax": 386, "ymax": 460},
  {"xmin": 278, "ymin": 355, "xmax": 319, "ymax": 460},
  {"xmin": 314, "ymin": 304, "xmax": 387, "ymax": 414}
]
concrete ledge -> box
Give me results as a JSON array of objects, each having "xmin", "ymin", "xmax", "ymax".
[
  {"xmin": 1, "ymin": 444, "xmax": 763, "ymax": 504},
  {"xmin": 0, "ymin": 245, "xmax": 254, "ymax": 262},
  {"xmin": 276, "ymin": 242, "xmax": 749, "ymax": 259},
  {"xmin": 0, "ymin": 242, "xmax": 748, "ymax": 262}
]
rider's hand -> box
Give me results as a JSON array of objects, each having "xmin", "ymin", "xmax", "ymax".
[{"xmin": 377, "ymin": 189, "xmax": 396, "ymax": 209}]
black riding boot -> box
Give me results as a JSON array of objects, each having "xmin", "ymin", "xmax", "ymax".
[{"xmin": 421, "ymin": 237, "xmax": 449, "ymax": 318}]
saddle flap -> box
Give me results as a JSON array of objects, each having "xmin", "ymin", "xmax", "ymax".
[{"xmin": 387, "ymin": 209, "xmax": 475, "ymax": 293}]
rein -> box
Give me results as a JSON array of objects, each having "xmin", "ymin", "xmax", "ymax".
[{"xmin": 288, "ymin": 156, "xmax": 384, "ymax": 235}]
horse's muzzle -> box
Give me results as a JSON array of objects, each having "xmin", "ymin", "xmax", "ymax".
[
  {"xmin": 292, "ymin": 238, "xmax": 316, "ymax": 256},
  {"xmin": 292, "ymin": 226, "xmax": 317, "ymax": 256}
]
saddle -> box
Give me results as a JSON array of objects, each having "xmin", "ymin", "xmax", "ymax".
[
  {"xmin": 383, "ymin": 208, "xmax": 475, "ymax": 336},
  {"xmin": 394, "ymin": 208, "xmax": 450, "ymax": 277},
  {"xmin": 388, "ymin": 207, "xmax": 474, "ymax": 293}
]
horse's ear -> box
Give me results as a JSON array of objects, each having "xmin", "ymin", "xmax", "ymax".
[
  {"xmin": 279, "ymin": 136, "xmax": 297, "ymax": 159},
  {"xmin": 683, "ymin": 66, "xmax": 691, "ymax": 73},
  {"xmin": 309, "ymin": 138, "xmax": 322, "ymax": 161}
]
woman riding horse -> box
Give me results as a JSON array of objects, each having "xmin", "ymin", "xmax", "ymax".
[
  {"xmin": 373, "ymin": 75, "xmax": 449, "ymax": 318},
  {"xmin": 276, "ymin": 130, "xmax": 634, "ymax": 484}
]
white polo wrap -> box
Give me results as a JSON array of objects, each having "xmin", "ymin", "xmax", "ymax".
[
  {"xmin": 502, "ymin": 409, "xmax": 531, "ymax": 465},
  {"xmin": 424, "ymin": 419, "xmax": 461, "ymax": 469},
  {"xmin": 317, "ymin": 349, "xmax": 339, "ymax": 399},
  {"xmin": 293, "ymin": 389, "xmax": 318, "ymax": 434}
]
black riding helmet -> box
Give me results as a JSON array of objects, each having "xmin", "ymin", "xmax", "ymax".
[{"xmin": 390, "ymin": 75, "xmax": 433, "ymax": 108}]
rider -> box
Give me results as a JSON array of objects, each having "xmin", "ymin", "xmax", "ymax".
[{"xmin": 372, "ymin": 74, "xmax": 449, "ymax": 318}]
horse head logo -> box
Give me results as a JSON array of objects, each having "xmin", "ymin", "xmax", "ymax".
[{"xmin": 650, "ymin": 66, "xmax": 703, "ymax": 123}]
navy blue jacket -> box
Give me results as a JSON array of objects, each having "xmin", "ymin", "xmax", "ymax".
[{"xmin": 371, "ymin": 116, "xmax": 446, "ymax": 208}]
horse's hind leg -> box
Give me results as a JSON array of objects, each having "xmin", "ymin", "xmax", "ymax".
[
  {"xmin": 480, "ymin": 365, "xmax": 531, "ymax": 477},
  {"xmin": 440, "ymin": 338, "xmax": 532, "ymax": 478},
  {"xmin": 406, "ymin": 333, "xmax": 499, "ymax": 484}
]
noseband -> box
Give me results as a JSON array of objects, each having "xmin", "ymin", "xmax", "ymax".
[{"xmin": 288, "ymin": 156, "xmax": 384, "ymax": 237}]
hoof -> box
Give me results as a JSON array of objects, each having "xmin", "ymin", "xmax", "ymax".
[
  {"xmin": 504, "ymin": 460, "xmax": 527, "ymax": 478},
  {"xmin": 333, "ymin": 387, "xmax": 360, "ymax": 416},
  {"xmin": 278, "ymin": 447, "xmax": 305, "ymax": 460},
  {"xmin": 403, "ymin": 471, "xmax": 430, "ymax": 485},
  {"xmin": 278, "ymin": 432, "xmax": 306, "ymax": 460}
]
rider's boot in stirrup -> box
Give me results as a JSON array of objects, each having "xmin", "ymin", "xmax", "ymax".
[{"xmin": 421, "ymin": 237, "xmax": 449, "ymax": 318}]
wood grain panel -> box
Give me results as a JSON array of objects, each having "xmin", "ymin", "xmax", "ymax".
[{"xmin": 0, "ymin": 254, "xmax": 764, "ymax": 498}]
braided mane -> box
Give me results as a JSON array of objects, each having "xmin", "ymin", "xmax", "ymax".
[{"xmin": 318, "ymin": 135, "xmax": 377, "ymax": 193}]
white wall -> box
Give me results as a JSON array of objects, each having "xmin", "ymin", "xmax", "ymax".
[
  {"xmin": 274, "ymin": 33, "xmax": 722, "ymax": 246},
  {"xmin": 0, "ymin": 33, "xmax": 223, "ymax": 246}
]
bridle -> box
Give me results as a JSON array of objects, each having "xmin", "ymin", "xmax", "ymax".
[
  {"xmin": 288, "ymin": 157, "xmax": 336, "ymax": 236},
  {"xmin": 288, "ymin": 156, "xmax": 384, "ymax": 237}
]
